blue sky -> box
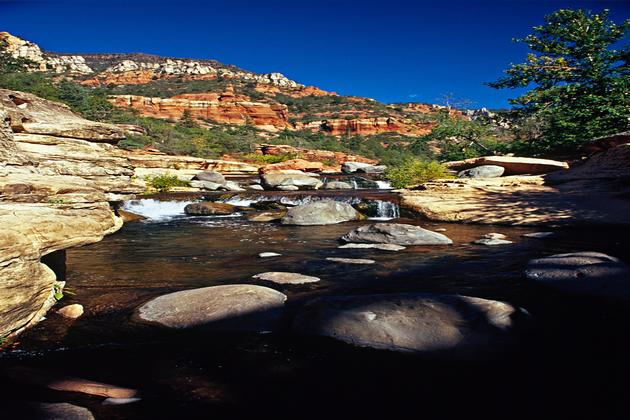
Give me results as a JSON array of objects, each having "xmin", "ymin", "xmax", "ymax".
[{"xmin": 1, "ymin": 0, "xmax": 628, "ymax": 108}]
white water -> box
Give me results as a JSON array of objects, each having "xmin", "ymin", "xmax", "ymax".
[
  {"xmin": 367, "ymin": 200, "xmax": 400, "ymax": 221},
  {"xmin": 122, "ymin": 199, "xmax": 194, "ymax": 221},
  {"xmin": 375, "ymin": 180, "xmax": 393, "ymax": 190}
]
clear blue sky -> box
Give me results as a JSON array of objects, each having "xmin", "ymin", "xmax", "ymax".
[{"xmin": 1, "ymin": 0, "xmax": 628, "ymax": 108}]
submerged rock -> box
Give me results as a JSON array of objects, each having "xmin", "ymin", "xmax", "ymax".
[
  {"xmin": 458, "ymin": 165, "xmax": 505, "ymax": 178},
  {"xmin": 281, "ymin": 201, "xmax": 360, "ymax": 226},
  {"xmin": 137, "ymin": 284, "xmax": 287, "ymax": 331},
  {"xmin": 523, "ymin": 232, "xmax": 554, "ymax": 239},
  {"xmin": 341, "ymin": 223, "xmax": 452, "ymax": 245},
  {"xmin": 326, "ymin": 257, "xmax": 375, "ymax": 265},
  {"xmin": 525, "ymin": 252, "xmax": 630, "ymax": 300},
  {"xmin": 293, "ymin": 293, "xmax": 526, "ymax": 354},
  {"xmin": 252, "ymin": 272, "xmax": 320, "ymax": 285},
  {"xmin": 473, "ymin": 233, "xmax": 513, "ymax": 245},
  {"xmin": 184, "ymin": 202, "xmax": 235, "ymax": 216}
]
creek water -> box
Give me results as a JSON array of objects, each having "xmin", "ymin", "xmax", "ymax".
[{"xmin": 1, "ymin": 189, "xmax": 630, "ymax": 419}]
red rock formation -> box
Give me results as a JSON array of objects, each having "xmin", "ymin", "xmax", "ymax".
[
  {"xmin": 108, "ymin": 91, "xmax": 291, "ymax": 131},
  {"xmin": 256, "ymin": 144, "xmax": 378, "ymax": 168},
  {"xmin": 319, "ymin": 118, "xmax": 435, "ymax": 136},
  {"xmin": 259, "ymin": 159, "xmax": 324, "ymax": 173}
]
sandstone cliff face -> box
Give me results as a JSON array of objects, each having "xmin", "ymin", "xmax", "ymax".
[
  {"xmin": 319, "ymin": 117, "xmax": 436, "ymax": 136},
  {"xmin": 0, "ymin": 90, "xmax": 144, "ymax": 338},
  {"xmin": 108, "ymin": 91, "xmax": 291, "ymax": 131}
]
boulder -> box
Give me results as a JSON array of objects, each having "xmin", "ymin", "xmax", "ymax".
[
  {"xmin": 56, "ymin": 303, "xmax": 84, "ymax": 319},
  {"xmin": 190, "ymin": 180, "xmax": 223, "ymax": 191},
  {"xmin": 194, "ymin": 171, "xmax": 226, "ymax": 184},
  {"xmin": 341, "ymin": 223, "xmax": 452, "ymax": 245},
  {"xmin": 246, "ymin": 184, "xmax": 264, "ymax": 191},
  {"xmin": 137, "ymin": 284, "xmax": 287, "ymax": 330},
  {"xmin": 342, "ymin": 161, "xmax": 374, "ymax": 173},
  {"xmin": 277, "ymin": 185, "xmax": 300, "ymax": 191},
  {"xmin": 184, "ymin": 202, "xmax": 236, "ymax": 216},
  {"xmin": 252, "ymin": 272, "xmax": 320, "ymax": 285},
  {"xmin": 221, "ymin": 180, "xmax": 246, "ymax": 192},
  {"xmin": 338, "ymin": 243, "xmax": 406, "ymax": 251},
  {"xmin": 261, "ymin": 172, "xmax": 323, "ymax": 190},
  {"xmin": 281, "ymin": 201, "xmax": 360, "ymax": 225},
  {"xmin": 324, "ymin": 181, "xmax": 353, "ymax": 190},
  {"xmin": 117, "ymin": 209, "xmax": 146, "ymax": 222},
  {"xmin": 458, "ymin": 165, "xmax": 505, "ymax": 178},
  {"xmin": 20, "ymin": 403, "xmax": 94, "ymax": 420},
  {"xmin": 525, "ymin": 252, "xmax": 630, "ymax": 300},
  {"xmin": 293, "ymin": 293, "xmax": 526, "ymax": 353},
  {"xmin": 356, "ymin": 165, "xmax": 387, "ymax": 174}
]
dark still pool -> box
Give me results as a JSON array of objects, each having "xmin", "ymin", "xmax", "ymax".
[{"xmin": 2, "ymin": 199, "xmax": 630, "ymax": 420}]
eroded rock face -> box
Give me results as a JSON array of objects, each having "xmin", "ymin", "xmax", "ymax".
[
  {"xmin": 525, "ymin": 252, "xmax": 630, "ymax": 300},
  {"xmin": 293, "ymin": 293, "xmax": 526, "ymax": 354},
  {"xmin": 341, "ymin": 223, "xmax": 452, "ymax": 245},
  {"xmin": 0, "ymin": 89, "xmax": 137, "ymax": 338},
  {"xmin": 137, "ymin": 284, "xmax": 287, "ymax": 331},
  {"xmin": 281, "ymin": 201, "xmax": 360, "ymax": 225}
]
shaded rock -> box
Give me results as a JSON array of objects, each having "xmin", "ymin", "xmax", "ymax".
[
  {"xmin": 546, "ymin": 142, "xmax": 630, "ymax": 183},
  {"xmin": 326, "ymin": 257, "xmax": 375, "ymax": 265},
  {"xmin": 281, "ymin": 201, "xmax": 360, "ymax": 225},
  {"xmin": 184, "ymin": 202, "xmax": 235, "ymax": 216},
  {"xmin": 137, "ymin": 284, "xmax": 287, "ymax": 330},
  {"xmin": 261, "ymin": 172, "xmax": 323, "ymax": 190},
  {"xmin": 341, "ymin": 223, "xmax": 452, "ymax": 245},
  {"xmin": 247, "ymin": 210, "xmax": 285, "ymax": 222},
  {"xmin": 458, "ymin": 165, "xmax": 505, "ymax": 178},
  {"xmin": 194, "ymin": 170, "xmax": 226, "ymax": 184},
  {"xmin": 21, "ymin": 402, "xmax": 94, "ymax": 420},
  {"xmin": 252, "ymin": 272, "xmax": 320, "ymax": 285},
  {"xmin": 338, "ymin": 243, "xmax": 406, "ymax": 251},
  {"xmin": 293, "ymin": 293, "xmax": 526, "ymax": 353},
  {"xmin": 525, "ymin": 252, "xmax": 630, "ymax": 300},
  {"xmin": 56, "ymin": 303, "xmax": 84, "ymax": 319},
  {"xmin": 251, "ymin": 201, "xmax": 287, "ymax": 211},
  {"xmin": 259, "ymin": 252, "xmax": 282, "ymax": 258},
  {"xmin": 324, "ymin": 181, "xmax": 353, "ymax": 190}
]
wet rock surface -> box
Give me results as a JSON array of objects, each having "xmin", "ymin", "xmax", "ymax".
[
  {"xmin": 252, "ymin": 272, "xmax": 321, "ymax": 284},
  {"xmin": 281, "ymin": 201, "xmax": 360, "ymax": 225},
  {"xmin": 341, "ymin": 223, "xmax": 452, "ymax": 245},
  {"xmin": 137, "ymin": 284, "xmax": 287, "ymax": 330},
  {"xmin": 184, "ymin": 202, "xmax": 236, "ymax": 215}
]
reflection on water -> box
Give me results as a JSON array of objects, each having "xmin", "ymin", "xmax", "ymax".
[{"xmin": 3, "ymin": 206, "xmax": 630, "ymax": 419}]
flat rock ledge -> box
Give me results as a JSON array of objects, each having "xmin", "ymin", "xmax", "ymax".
[
  {"xmin": 252, "ymin": 272, "xmax": 321, "ymax": 285},
  {"xmin": 326, "ymin": 257, "xmax": 375, "ymax": 265},
  {"xmin": 293, "ymin": 293, "xmax": 527, "ymax": 354},
  {"xmin": 137, "ymin": 284, "xmax": 287, "ymax": 331},
  {"xmin": 525, "ymin": 252, "xmax": 630, "ymax": 300},
  {"xmin": 341, "ymin": 223, "xmax": 452, "ymax": 246},
  {"xmin": 338, "ymin": 243, "xmax": 406, "ymax": 251}
]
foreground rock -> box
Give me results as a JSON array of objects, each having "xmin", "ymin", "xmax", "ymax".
[
  {"xmin": 294, "ymin": 293, "xmax": 526, "ymax": 354},
  {"xmin": 281, "ymin": 201, "xmax": 360, "ymax": 225},
  {"xmin": 525, "ymin": 252, "xmax": 630, "ymax": 300},
  {"xmin": 20, "ymin": 403, "xmax": 94, "ymax": 420},
  {"xmin": 326, "ymin": 257, "xmax": 375, "ymax": 265},
  {"xmin": 252, "ymin": 272, "xmax": 320, "ymax": 284},
  {"xmin": 194, "ymin": 170, "xmax": 226, "ymax": 184},
  {"xmin": 184, "ymin": 202, "xmax": 235, "ymax": 215},
  {"xmin": 458, "ymin": 165, "xmax": 505, "ymax": 178},
  {"xmin": 260, "ymin": 172, "xmax": 323, "ymax": 190},
  {"xmin": 341, "ymin": 223, "xmax": 452, "ymax": 245},
  {"xmin": 445, "ymin": 155, "xmax": 569, "ymax": 175},
  {"xmin": 137, "ymin": 284, "xmax": 287, "ymax": 331}
]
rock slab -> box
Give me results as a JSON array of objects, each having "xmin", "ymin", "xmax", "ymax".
[
  {"xmin": 281, "ymin": 201, "xmax": 360, "ymax": 225},
  {"xmin": 341, "ymin": 223, "xmax": 452, "ymax": 245}
]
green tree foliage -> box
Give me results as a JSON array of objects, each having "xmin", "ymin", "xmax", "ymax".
[
  {"xmin": 177, "ymin": 109, "xmax": 199, "ymax": 129},
  {"xmin": 144, "ymin": 174, "xmax": 191, "ymax": 193},
  {"xmin": 385, "ymin": 159, "xmax": 452, "ymax": 189},
  {"xmin": 0, "ymin": 40, "xmax": 35, "ymax": 73},
  {"xmin": 488, "ymin": 9, "xmax": 629, "ymax": 155}
]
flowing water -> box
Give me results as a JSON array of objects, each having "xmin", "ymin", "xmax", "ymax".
[{"xmin": 2, "ymin": 189, "xmax": 630, "ymax": 419}]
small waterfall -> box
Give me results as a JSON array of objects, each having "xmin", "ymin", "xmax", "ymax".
[
  {"xmin": 351, "ymin": 180, "xmax": 359, "ymax": 189},
  {"xmin": 375, "ymin": 180, "xmax": 393, "ymax": 190},
  {"xmin": 368, "ymin": 200, "xmax": 400, "ymax": 221},
  {"xmin": 122, "ymin": 199, "xmax": 194, "ymax": 221}
]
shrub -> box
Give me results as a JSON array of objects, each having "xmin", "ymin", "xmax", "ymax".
[
  {"xmin": 145, "ymin": 174, "xmax": 191, "ymax": 192},
  {"xmin": 386, "ymin": 159, "xmax": 451, "ymax": 189},
  {"xmin": 241, "ymin": 152, "xmax": 302, "ymax": 164}
]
